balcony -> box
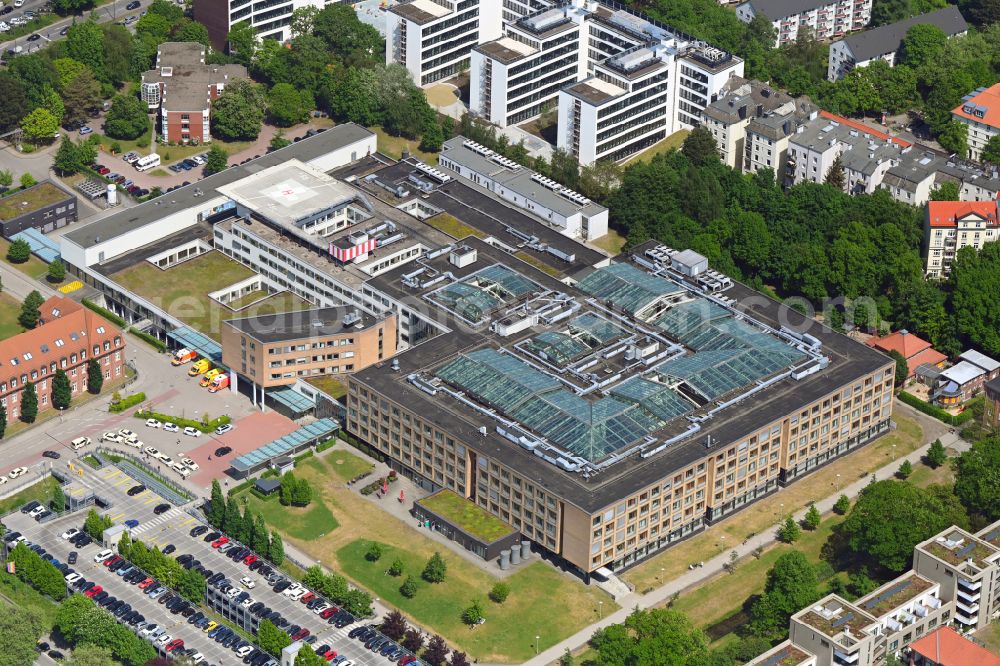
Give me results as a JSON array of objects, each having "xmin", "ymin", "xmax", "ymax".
[
  {"xmin": 834, "ymin": 649, "xmax": 861, "ymax": 665},
  {"xmin": 959, "ymin": 578, "xmax": 982, "ymax": 591},
  {"xmin": 956, "ymin": 599, "xmax": 979, "ymax": 615}
]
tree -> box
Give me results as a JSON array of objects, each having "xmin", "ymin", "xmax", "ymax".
[
  {"xmin": 804, "ymin": 504, "xmax": 821, "ymax": 530},
  {"xmin": 268, "ymin": 530, "xmax": 284, "ymax": 565},
  {"xmin": 61, "ymin": 69, "xmax": 102, "ymax": 127},
  {"xmin": 953, "ymin": 437, "xmax": 1000, "ymax": 521},
  {"xmin": 461, "ymin": 599, "xmax": 484, "ymax": 626},
  {"xmin": 87, "ymin": 358, "xmax": 103, "ymax": 394},
  {"xmin": 54, "ymin": 137, "xmax": 81, "ymax": 176},
  {"xmin": 0, "ymin": 170, "xmax": 11, "ymax": 190},
  {"xmin": 825, "ymin": 154, "xmax": 846, "ymax": 189},
  {"xmin": 227, "ymin": 21, "xmax": 258, "ymax": 66},
  {"xmin": 258, "ymin": 618, "xmax": 292, "ymax": 657},
  {"xmin": 387, "ymin": 556, "xmax": 404, "ymax": 577},
  {"xmin": 292, "ymin": 477, "xmax": 313, "ymax": 506},
  {"xmin": 926, "ymin": 439, "xmax": 947, "ymax": 468},
  {"xmin": 949, "ymin": 243, "xmax": 1000, "ymax": 357},
  {"xmin": 0, "ymin": 404, "xmax": 7, "ymax": 440},
  {"xmin": 19, "ymin": 290, "xmax": 43, "ymax": 330},
  {"xmin": 7, "ymin": 239, "xmax": 31, "ymax": 264},
  {"xmin": 65, "ymin": 22, "xmax": 104, "ymax": 80},
  {"xmin": 312, "ymin": 3, "xmax": 382, "ymax": 65},
  {"xmin": 982, "ymin": 135, "xmax": 1000, "ymax": 165},
  {"xmin": 889, "ymin": 350, "xmax": 908, "ymax": 387},
  {"xmin": 590, "ymin": 608, "xmax": 709, "ymax": 666},
  {"xmin": 682, "ymin": 125, "xmax": 718, "ymax": 166},
  {"xmin": 222, "ymin": 495, "xmax": 241, "ymax": 536},
  {"xmin": 901, "ymin": 23, "xmax": 947, "ymax": 68},
  {"xmin": 20, "ymin": 381, "xmax": 39, "ymax": 422},
  {"xmin": 64, "ymin": 643, "xmax": 115, "ymax": 666},
  {"xmin": 841, "ymin": 479, "xmax": 969, "ymax": 572},
  {"xmin": 422, "ymin": 552, "xmax": 447, "ymax": 583},
  {"xmin": 400, "ymin": 575, "xmax": 418, "ymax": 598},
  {"xmin": 267, "ymin": 83, "xmax": 313, "ymax": 127},
  {"xmin": 0, "ymin": 605, "xmax": 46, "ymax": 666},
  {"xmin": 20, "ymin": 107, "xmax": 59, "ymax": 142},
  {"xmin": 896, "ymin": 459, "xmax": 913, "ymax": 479},
  {"xmin": 750, "ymin": 551, "xmax": 820, "ymax": 639},
  {"xmin": 419, "ymin": 119, "xmax": 444, "ymax": 153},
  {"xmin": 48, "ymin": 259, "xmax": 67, "ymax": 284},
  {"xmin": 930, "ymin": 181, "xmax": 960, "ymax": 201},
  {"xmin": 83, "ymin": 509, "xmax": 113, "ymax": 539},
  {"xmin": 20, "ymin": 173, "xmax": 37, "ymax": 189},
  {"xmin": 209, "ymin": 480, "xmax": 225, "ymax": 527},
  {"xmin": 0, "ymin": 73, "xmax": 28, "ymax": 134},
  {"xmin": 270, "ymin": 131, "xmax": 291, "ymax": 152},
  {"xmin": 937, "ymin": 120, "xmax": 968, "ymax": 157},
  {"xmin": 365, "ymin": 541, "xmax": 384, "ymax": 562},
  {"xmin": 176, "ymin": 21, "xmax": 211, "ymax": 46},
  {"xmin": 381, "ymin": 609, "xmax": 407, "ymax": 640},
  {"xmin": 834, "ymin": 494, "xmax": 851, "ymax": 515},
  {"xmin": 423, "ymin": 635, "xmax": 449, "ymax": 666},
  {"xmin": 295, "ymin": 647, "xmax": 327, "ymax": 666},
  {"xmin": 402, "ymin": 628, "xmax": 424, "ymax": 653},
  {"xmin": 450, "ymin": 652, "xmax": 470, "ymax": 666},
  {"xmin": 778, "ymin": 515, "xmax": 801, "ymax": 543},
  {"xmin": 290, "ymin": 6, "xmax": 320, "ymax": 39},
  {"xmin": 579, "ymin": 160, "xmax": 624, "ymax": 202},
  {"xmin": 52, "ymin": 369, "xmax": 72, "ymax": 410},
  {"xmin": 52, "ymin": 483, "xmax": 67, "ymax": 512},
  {"xmin": 212, "ymin": 78, "xmax": 266, "ymax": 140},
  {"xmin": 489, "ymin": 581, "xmax": 510, "ymax": 603},
  {"xmin": 203, "ymin": 144, "xmax": 229, "ymax": 175},
  {"xmin": 252, "ymin": 514, "xmax": 269, "ymax": 555},
  {"xmin": 105, "ymin": 95, "xmax": 150, "ymax": 141},
  {"xmin": 342, "ymin": 588, "xmax": 373, "ymax": 616}
]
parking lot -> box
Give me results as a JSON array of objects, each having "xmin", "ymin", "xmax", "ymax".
[{"xmin": 5, "ymin": 462, "xmax": 400, "ymax": 666}]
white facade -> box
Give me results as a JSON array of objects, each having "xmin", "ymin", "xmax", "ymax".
[
  {"xmin": 736, "ymin": 0, "xmax": 872, "ymax": 47},
  {"xmin": 386, "ymin": 0, "xmax": 502, "ymax": 86}
]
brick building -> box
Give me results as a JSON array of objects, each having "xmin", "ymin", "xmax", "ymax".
[
  {"xmin": 140, "ymin": 42, "xmax": 247, "ymax": 145},
  {"xmin": 0, "ymin": 296, "xmax": 125, "ymax": 421}
]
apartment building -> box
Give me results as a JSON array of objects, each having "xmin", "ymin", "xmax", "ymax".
[
  {"xmin": 221, "ymin": 307, "xmax": 396, "ymax": 388},
  {"xmin": 193, "ymin": 0, "xmax": 331, "ymax": 50},
  {"xmin": 387, "ymin": 0, "xmax": 502, "ymax": 86},
  {"xmin": 952, "ymin": 83, "xmax": 1000, "ymax": 163},
  {"xmin": 745, "ymin": 520, "xmax": 1000, "ymax": 666},
  {"xmin": 438, "ymin": 136, "xmax": 608, "ymax": 241},
  {"xmin": 349, "ymin": 240, "xmax": 894, "ymax": 576},
  {"xmin": 786, "ymin": 113, "xmax": 911, "ymax": 189},
  {"xmin": 140, "ymin": 43, "xmax": 248, "ymax": 145},
  {"xmin": 737, "ymin": 0, "xmax": 872, "ymax": 47},
  {"xmin": 470, "ymin": 5, "xmax": 587, "ymax": 128},
  {"xmin": 827, "ymin": 6, "xmax": 967, "ymax": 81},
  {"xmin": 0, "ymin": 296, "xmax": 125, "ymax": 422},
  {"xmin": 923, "ymin": 199, "xmax": 1000, "ymax": 277}
]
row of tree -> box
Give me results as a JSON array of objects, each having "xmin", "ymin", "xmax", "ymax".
[
  {"xmin": 301, "ymin": 564, "xmax": 374, "ymax": 617},
  {"xmin": 56, "ymin": 593, "xmax": 157, "ymax": 666},
  {"xmin": 278, "ymin": 471, "xmax": 313, "ymax": 507},
  {"xmin": 380, "ymin": 610, "xmax": 470, "ymax": 666},
  {"xmin": 9, "ymin": 541, "xmax": 68, "ymax": 600},
  {"xmin": 117, "ymin": 532, "xmax": 206, "ymax": 603},
  {"xmin": 207, "ymin": 479, "xmax": 284, "ymax": 566}
]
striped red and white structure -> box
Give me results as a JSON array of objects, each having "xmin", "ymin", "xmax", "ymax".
[{"xmin": 329, "ymin": 236, "xmax": 377, "ymax": 262}]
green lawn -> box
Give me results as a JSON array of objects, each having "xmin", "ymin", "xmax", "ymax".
[
  {"xmin": 0, "ymin": 477, "xmax": 60, "ymax": 516},
  {"xmin": 592, "ymin": 229, "xmax": 627, "ymax": 256},
  {"xmin": 228, "ymin": 290, "xmax": 269, "ymax": 310},
  {"xmin": 369, "ymin": 126, "xmax": 439, "ymax": 164},
  {"xmin": 424, "ymin": 213, "xmax": 486, "ymax": 240},
  {"xmin": 418, "ymin": 490, "xmax": 514, "ymax": 543},
  {"xmin": 305, "ymin": 375, "xmax": 347, "ymax": 399},
  {"xmin": 337, "ymin": 541, "xmax": 616, "ymax": 662},
  {"xmin": 95, "ymin": 128, "xmax": 154, "ymax": 157},
  {"xmin": 623, "ymin": 130, "xmax": 690, "ymax": 166},
  {"xmin": 0, "ymin": 236, "xmax": 50, "ymax": 280},
  {"xmin": 159, "ymin": 138, "xmax": 256, "ymax": 164},
  {"xmin": 0, "ymin": 182, "xmax": 68, "ymax": 221},
  {"xmin": 322, "ymin": 450, "xmax": 373, "ymax": 482},
  {"xmin": 0, "ymin": 571, "xmax": 60, "ymax": 632},
  {"xmin": 112, "ymin": 251, "xmax": 311, "ymax": 340},
  {"xmin": 0, "ymin": 292, "xmax": 24, "ymax": 340},
  {"xmin": 236, "ymin": 459, "xmax": 338, "ymax": 540},
  {"xmin": 976, "ymin": 623, "xmax": 1000, "ymax": 655}
]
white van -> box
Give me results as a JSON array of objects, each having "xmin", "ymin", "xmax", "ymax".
[
  {"xmin": 71, "ymin": 436, "xmax": 91, "ymax": 450},
  {"xmin": 134, "ymin": 154, "xmax": 161, "ymax": 172}
]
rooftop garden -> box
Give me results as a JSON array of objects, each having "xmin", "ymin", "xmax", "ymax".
[
  {"xmin": 924, "ymin": 538, "xmax": 996, "ymax": 568},
  {"xmin": 799, "ymin": 605, "xmax": 874, "ymax": 638},
  {"xmin": 858, "ymin": 575, "xmax": 934, "ymax": 617},
  {"xmin": 0, "ymin": 182, "xmax": 68, "ymax": 220},
  {"xmin": 305, "ymin": 375, "xmax": 347, "ymax": 399},
  {"xmin": 417, "ymin": 489, "xmax": 514, "ymax": 543}
]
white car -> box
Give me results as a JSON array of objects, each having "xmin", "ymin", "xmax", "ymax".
[
  {"xmin": 0, "ymin": 23, "xmax": 10, "ymax": 33},
  {"xmin": 28, "ymin": 506, "xmax": 46, "ymax": 517},
  {"xmin": 283, "ymin": 583, "xmax": 302, "ymax": 597},
  {"xmin": 144, "ymin": 446, "xmax": 159, "ymax": 458},
  {"xmin": 0, "ymin": 477, "xmax": 7, "ymax": 485},
  {"xmin": 65, "ymin": 573, "xmax": 82, "ymax": 584},
  {"xmin": 236, "ymin": 646, "xmax": 253, "ymax": 658},
  {"xmin": 182, "ymin": 426, "xmax": 201, "ymax": 437},
  {"xmin": 127, "ymin": 439, "xmax": 143, "ymax": 449},
  {"xmin": 180, "ymin": 457, "xmax": 199, "ymax": 470},
  {"xmin": 240, "ymin": 577, "xmax": 255, "ymax": 589},
  {"xmin": 145, "ymin": 419, "xmax": 162, "ymax": 428},
  {"xmin": 140, "ymin": 624, "xmax": 158, "ymax": 637},
  {"xmin": 215, "ymin": 423, "xmax": 234, "ymax": 435},
  {"xmin": 227, "ymin": 587, "xmax": 241, "ymax": 599},
  {"xmin": 118, "ymin": 428, "xmax": 138, "ymax": 442},
  {"xmin": 313, "ymin": 602, "xmax": 330, "ymax": 614},
  {"xmin": 102, "ymin": 432, "xmax": 123, "ymax": 444},
  {"xmin": 156, "ymin": 634, "xmax": 171, "ymax": 645},
  {"xmin": 163, "ymin": 422, "xmax": 180, "ymax": 433},
  {"xmin": 94, "ymin": 549, "xmax": 114, "ymax": 562},
  {"xmin": 70, "ymin": 436, "xmax": 91, "ymax": 450},
  {"xmin": 8, "ymin": 467, "xmax": 27, "ymax": 479},
  {"xmin": 189, "ymin": 654, "xmax": 205, "ymax": 664},
  {"xmin": 13, "ymin": 0, "xmax": 24, "ymax": 7},
  {"xmin": 61, "ymin": 528, "xmax": 80, "ymax": 540}
]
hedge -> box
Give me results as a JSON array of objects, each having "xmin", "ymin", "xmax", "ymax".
[
  {"xmin": 133, "ymin": 408, "xmax": 231, "ymax": 433},
  {"xmin": 81, "ymin": 299, "xmax": 127, "ymax": 328},
  {"xmin": 109, "ymin": 392, "xmax": 146, "ymax": 413},
  {"xmin": 127, "ymin": 328, "xmax": 166, "ymax": 352},
  {"xmin": 227, "ymin": 478, "xmax": 255, "ymax": 497},
  {"xmin": 9, "ymin": 542, "xmax": 67, "ymax": 601},
  {"xmin": 899, "ymin": 392, "xmax": 980, "ymax": 426},
  {"xmin": 316, "ymin": 438, "xmax": 336, "ymax": 453}
]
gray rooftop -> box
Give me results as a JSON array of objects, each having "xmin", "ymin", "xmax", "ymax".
[
  {"xmin": 882, "ymin": 150, "xmax": 946, "ymax": 191},
  {"xmin": 959, "ymin": 349, "xmax": 1000, "ymax": 373},
  {"xmin": 143, "ymin": 42, "xmax": 247, "ymax": 113},
  {"xmin": 743, "ymin": 0, "xmax": 843, "ymax": 20},
  {"xmin": 62, "ymin": 124, "xmax": 377, "ymax": 251},
  {"xmin": 837, "ymin": 6, "xmax": 967, "ymax": 63},
  {"xmin": 791, "ymin": 119, "xmax": 904, "ymax": 175},
  {"xmin": 703, "ymin": 77, "xmax": 795, "ymax": 125},
  {"xmin": 223, "ymin": 306, "xmax": 381, "ymax": 344},
  {"xmin": 390, "ymin": 0, "xmax": 451, "ymax": 25}
]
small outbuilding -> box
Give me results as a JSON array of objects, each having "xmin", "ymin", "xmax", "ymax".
[{"xmin": 254, "ymin": 478, "xmax": 281, "ymax": 496}]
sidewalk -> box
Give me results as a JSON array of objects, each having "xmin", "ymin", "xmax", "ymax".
[{"xmin": 519, "ymin": 408, "xmax": 968, "ymax": 666}]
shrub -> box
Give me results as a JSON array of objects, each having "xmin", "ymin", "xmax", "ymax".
[
  {"xmin": 461, "ymin": 599, "xmax": 484, "ymax": 626},
  {"xmin": 6, "ymin": 238, "xmax": 31, "ymax": 263},
  {"xmin": 488, "ymin": 581, "xmax": 510, "ymax": 603},
  {"xmin": 133, "ymin": 409, "xmax": 230, "ymax": 433},
  {"xmin": 127, "ymin": 328, "xmax": 166, "ymax": 352},
  {"xmin": 109, "ymin": 392, "xmax": 146, "ymax": 413},
  {"xmin": 9, "ymin": 542, "xmax": 67, "ymax": 600},
  {"xmin": 365, "ymin": 542, "xmax": 384, "ymax": 562},
  {"xmin": 898, "ymin": 392, "xmax": 981, "ymax": 426},
  {"xmin": 422, "ymin": 552, "xmax": 447, "ymax": 583},
  {"xmin": 400, "ymin": 575, "xmax": 418, "ymax": 598},
  {"xmin": 81, "ymin": 299, "xmax": 127, "ymax": 327}
]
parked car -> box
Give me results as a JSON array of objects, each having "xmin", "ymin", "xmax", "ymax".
[
  {"xmin": 127, "ymin": 485, "xmax": 146, "ymax": 496},
  {"xmin": 164, "ymin": 423, "xmax": 180, "ymax": 433},
  {"xmin": 8, "ymin": 467, "xmax": 28, "ymax": 479},
  {"xmin": 153, "ymin": 503, "xmax": 170, "ymax": 515},
  {"xmin": 214, "ymin": 446, "xmax": 232, "ymax": 456},
  {"xmin": 78, "ymin": 126, "xmax": 92, "ymax": 135},
  {"xmin": 42, "ymin": 450, "xmax": 60, "ymax": 459},
  {"xmin": 183, "ymin": 426, "xmax": 201, "ymax": 437}
]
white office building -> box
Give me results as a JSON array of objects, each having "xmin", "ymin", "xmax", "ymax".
[
  {"xmin": 193, "ymin": 0, "xmax": 336, "ymax": 51},
  {"xmin": 386, "ymin": 0, "xmax": 502, "ymax": 86},
  {"xmin": 736, "ymin": 0, "xmax": 872, "ymax": 47}
]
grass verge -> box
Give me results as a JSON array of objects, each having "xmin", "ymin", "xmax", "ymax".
[
  {"xmin": 235, "ymin": 459, "xmax": 339, "ymax": 540},
  {"xmin": 369, "ymin": 126, "xmax": 438, "ymax": 164},
  {"xmin": 622, "ymin": 130, "xmax": 690, "ymax": 166},
  {"xmin": 591, "ymin": 229, "xmax": 627, "ymax": 256},
  {"xmin": 0, "ymin": 291, "xmax": 25, "ymax": 339},
  {"xmin": 325, "ymin": 450, "xmax": 373, "ymax": 482},
  {"xmin": 0, "ymin": 571, "xmax": 59, "ymax": 631},
  {"xmin": 0, "ymin": 236, "xmax": 50, "ymax": 280},
  {"xmin": 0, "ymin": 476, "xmax": 59, "ymax": 515}
]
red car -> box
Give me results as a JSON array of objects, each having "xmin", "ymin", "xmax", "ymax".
[
  {"xmin": 399, "ymin": 656, "xmax": 416, "ymax": 666},
  {"xmin": 165, "ymin": 639, "xmax": 184, "ymax": 653},
  {"xmin": 243, "ymin": 554, "xmax": 258, "ymax": 566},
  {"xmin": 320, "ymin": 608, "xmax": 336, "ymax": 619},
  {"xmin": 104, "ymin": 555, "xmax": 121, "ymax": 567},
  {"xmin": 292, "ymin": 628, "xmax": 310, "ymax": 641},
  {"xmin": 137, "ymin": 578, "xmax": 154, "ymax": 589},
  {"xmin": 325, "ymin": 651, "xmax": 337, "ymax": 662},
  {"xmin": 96, "ymin": 166, "xmax": 110, "ymax": 175},
  {"xmin": 211, "ymin": 536, "xmax": 229, "ymax": 548},
  {"xmin": 84, "ymin": 584, "xmax": 103, "ymax": 598},
  {"xmin": 300, "ymin": 592, "xmax": 315, "ymax": 604}
]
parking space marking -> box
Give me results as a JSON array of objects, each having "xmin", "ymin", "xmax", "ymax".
[
  {"xmin": 110, "ymin": 512, "xmax": 125, "ymax": 522},
  {"xmin": 179, "ymin": 517, "xmax": 196, "ymax": 527},
  {"xmin": 70, "ymin": 488, "xmax": 86, "ymax": 496},
  {"xmin": 114, "ymin": 479, "xmax": 131, "ymax": 487},
  {"xmin": 143, "ymin": 496, "xmax": 158, "ymax": 505},
  {"xmin": 103, "ymin": 469, "xmax": 121, "ymax": 479}
]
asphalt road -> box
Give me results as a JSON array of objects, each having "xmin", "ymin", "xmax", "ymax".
[{"xmin": 1, "ymin": 0, "xmax": 150, "ymax": 55}]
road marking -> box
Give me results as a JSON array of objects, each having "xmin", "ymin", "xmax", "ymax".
[
  {"xmin": 70, "ymin": 488, "xmax": 85, "ymax": 496},
  {"xmin": 102, "ymin": 469, "xmax": 120, "ymax": 479},
  {"xmin": 110, "ymin": 513, "xmax": 125, "ymax": 522},
  {"xmin": 179, "ymin": 517, "xmax": 195, "ymax": 527},
  {"xmin": 114, "ymin": 479, "xmax": 130, "ymax": 487},
  {"xmin": 144, "ymin": 496, "xmax": 157, "ymax": 505}
]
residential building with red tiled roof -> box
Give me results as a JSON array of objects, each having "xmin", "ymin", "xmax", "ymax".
[
  {"xmin": 0, "ymin": 296, "xmax": 125, "ymax": 421},
  {"xmin": 867, "ymin": 330, "xmax": 946, "ymax": 377},
  {"xmin": 952, "ymin": 83, "xmax": 1000, "ymax": 162},
  {"xmin": 909, "ymin": 626, "xmax": 1000, "ymax": 666},
  {"xmin": 924, "ymin": 199, "xmax": 999, "ymax": 277}
]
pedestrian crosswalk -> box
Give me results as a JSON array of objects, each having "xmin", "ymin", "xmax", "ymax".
[{"xmin": 129, "ymin": 507, "xmax": 185, "ymax": 537}]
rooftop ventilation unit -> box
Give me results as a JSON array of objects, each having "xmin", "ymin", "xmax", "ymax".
[
  {"xmin": 558, "ymin": 188, "xmax": 591, "ymax": 206},
  {"xmin": 414, "ymin": 161, "xmax": 452, "ymax": 184},
  {"xmin": 491, "ymin": 154, "xmax": 521, "ymax": 170},
  {"xmin": 343, "ymin": 311, "xmax": 362, "ymax": 327},
  {"xmin": 530, "ymin": 173, "xmax": 562, "ymax": 191},
  {"xmin": 463, "ymin": 140, "xmax": 494, "ymax": 157}
]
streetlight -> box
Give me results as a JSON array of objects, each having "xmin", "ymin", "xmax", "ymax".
[
  {"xmin": 598, "ymin": 600, "xmax": 603, "ymax": 619},
  {"xmin": 535, "ymin": 635, "xmax": 540, "ymax": 655}
]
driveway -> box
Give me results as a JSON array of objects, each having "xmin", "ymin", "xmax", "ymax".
[{"xmin": 1, "ymin": 0, "xmax": 149, "ymax": 55}]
